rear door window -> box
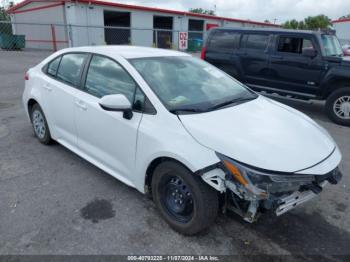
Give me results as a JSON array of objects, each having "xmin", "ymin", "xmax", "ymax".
[
  {"xmin": 208, "ymin": 30, "xmax": 240, "ymax": 51},
  {"xmin": 47, "ymin": 56, "xmax": 61, "ymax": 77},
  {"xmin": 245, "ymin": 34, "xmax": 269, "ymax": 51},
  {"xmin": 56, "ymin": 53, "xmax": 87, "ymax": 87}
]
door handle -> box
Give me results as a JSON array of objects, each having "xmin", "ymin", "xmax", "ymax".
[
  {"xmin": 43, "ymin": 84, "xmax": 52, "ymax": 92},
  {"xmin": 75, "ymin": 100, "xmax": 87, "ymax": 111}
]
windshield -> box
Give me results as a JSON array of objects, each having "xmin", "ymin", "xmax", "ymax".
[
  {"xmin": 129, "ymin": 56, "xmax": 257, "ymax": 113},
  {"xmin": 321, "ymin": 35, "xmax": 343, "ymax": 57}
]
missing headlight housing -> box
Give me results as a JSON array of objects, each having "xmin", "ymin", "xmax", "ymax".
[{"xmin": 216, "ymin": 152, "xmax": 317, "ymax": 195}]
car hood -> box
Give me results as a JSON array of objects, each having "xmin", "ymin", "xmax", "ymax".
[{"xmin": 178, "ymin": 96, "xmax": 336, "ymax": 173}]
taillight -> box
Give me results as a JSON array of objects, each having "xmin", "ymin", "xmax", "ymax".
[
  {"xmin": 200, "ymin": 46, "xmax": 207, "ymax": 60},
  {"xmin": 24, "ymin": 72, "xmax": 29, "ymax": 81}
]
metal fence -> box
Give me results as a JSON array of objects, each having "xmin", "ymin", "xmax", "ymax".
[{"xmin": 0, "ymin": 21, "xmax": 205, "ymax": 53}]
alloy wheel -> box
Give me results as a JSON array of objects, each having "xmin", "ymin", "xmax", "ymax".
[
  {"xmin": 333, "ymin": 95, "xmax": 350, "ymax": 120},
  {"xmin": 32, "ymin": 110, "xmax": 46, "ymax": 139}
]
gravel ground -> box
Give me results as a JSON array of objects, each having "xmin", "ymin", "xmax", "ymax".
[{"xmin": 0, "ymin": 50, "xmax": 349, "ymax": 260}]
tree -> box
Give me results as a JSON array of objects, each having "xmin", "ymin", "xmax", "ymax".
[
  {"xmin": 304, "ymin": 15, "xmax": 331, "ymax": 30},
  {"xmin": 283, "ymin": 19, "xmax": 299, "ymax": 29},
  {"xmin": 298, "ymin": 21, "xmax": 306, "ymax": 30},
  {"xmin": 0, "ymin": 1, "xmax": 13, "ymax": 35},
  {"xmin": 0, "ymin": 0, "xmax": 13, "ymax": 21},
  {"xmin": 282, "ymin": 14, "xmax": 331, "ymax": 30},
  {"xmin": 0, "ymin": 6, "xmax": 9, "ymax": 21},
  {"xmin": 189, "ymin": 8, "xmax": 216, "ymax": 16}
]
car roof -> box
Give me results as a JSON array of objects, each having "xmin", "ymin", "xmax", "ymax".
[
  {"xmin": 59, "ymin": 46, "xmax": 190, "ymax": 59},
  {"xmin": 212, "ymin": 27, "xmax": 327, "ymax": 36}
]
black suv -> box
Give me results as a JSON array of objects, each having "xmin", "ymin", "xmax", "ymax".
[{"xmin": 201, "ymin": 28, "xmax": 350, "ymax": 126}]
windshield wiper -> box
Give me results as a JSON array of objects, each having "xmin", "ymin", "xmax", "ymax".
[
  {"xmin": 170, "ymin": 108, "xmax": 204, "ymax": 114},
  {"xmin": 207, "ymin": 96, "xmax": 257, "ymax": 111}
]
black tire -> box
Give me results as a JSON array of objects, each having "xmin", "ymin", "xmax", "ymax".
[
  {"xmin": 325, "ymin": 87, "xmax": 350, "ymax": 126},
  {"xmin": 152, "ymin": 161, "xmax": 219, "ymax": 235},
  {"xmin": 30, "ymin": 103, "xmax": 53, "ymax": 144}
]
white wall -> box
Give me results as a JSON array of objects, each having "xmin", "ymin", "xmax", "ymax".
[
  {"xmin": 223, "ymin": 20, "xmax": 276, "ymax": 29},
  {"xmin": 11, "ymin": 2, "xmax": 67, "ymax": 50},
  {"xmin": 131, "ymin": 11, "xmax": 153, "ymax": 47},
  {"xmin": 65, "ymin": 3, "xmax": 105, "ymax": 47},
  {"xmin": 11, "ymin": 1, "xmax": 279, "ymax": 49},
  {"xmin": 333, "ymin": 22, "xmax": 350, "ymax": 45}
]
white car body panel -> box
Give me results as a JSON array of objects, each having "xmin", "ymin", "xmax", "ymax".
[
  {"xmin": 295, "ymin": 146, "xmax": 342, "ymax": 175},
  {"xmin": 133, "ymin": 113, "xmax": 219, "ymax": 192},
  {"xmin": 41, "ymin": 74, "xmax": 78, "ymax": 146},
  {"xmin": 56, "ymin": 137, "xmax": 135, "ymax": 188},
  {"xmin": 22, "ymin": 46, "xmax": 342, "ymax": 196},
  {"xmin": 179, "ymin": 96, "xmax": 338, "ymax": 174},
  {"xmin": 74, "ymin": 88, "xmax": 143, "ymax": 185}
]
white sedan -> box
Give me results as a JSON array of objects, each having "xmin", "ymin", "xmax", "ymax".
[{"xmin": 23, "ymin": 46, "xmax": 343, "ymax": 235}]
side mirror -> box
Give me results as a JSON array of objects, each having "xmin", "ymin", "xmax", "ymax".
[
  {"xmin": 302, "ymin": 48, "xmax": 317, "ymax": 58},
  {"xmin": 99, "ymin": 94, "xmax": 133, "ymax": 120}
]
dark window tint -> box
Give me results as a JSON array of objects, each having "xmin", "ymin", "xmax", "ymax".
[
  {"xmin": 188, "ymin": 19, "xmax": 204, "ymax": 31},
  {"xmin": 85, "ymin": 55, "xmax": 136, "ymax": 101},
  {"xmin": 302, "ymin": 39, "xmax": 314, "ymax": 50},
  {"xmin": 209, "ymin": 30, "xmax": 240, "ymax": 51},
  {"xmin": 56, "ymin": 53, "xmax": 86, "ymax": 86},
  {"xmin": 132, "ymin": 85, "xmax": 156, "ymax": 114},
  {"xmin": 277, "ymin": 37, "xmax": 315, "ymax": 54},
  {"xmin": 47, "ymin": 56, "xmax": 61, "ymax": 77},
  {"xmin": 245, "ymin": 34, "xmax": 269, "ymax": 50},
  {"xmin": 133, "ymin": 87, "xmax": 145, "ymax": 112}
]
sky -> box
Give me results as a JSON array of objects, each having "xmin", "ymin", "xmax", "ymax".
[
  {"xmin": 114, "ymin": 0, "xmax": 350, "ymax": 23},
  {"xmin": 5, "ymin": 0, "xmax": 350, "ymax": 23}
]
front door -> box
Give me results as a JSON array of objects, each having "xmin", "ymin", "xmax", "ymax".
[
  {"xmin": 75, "ymin": 54, "xmax": 142, "ymax": 184},
  {"xmin": 268, "ymin": 35, "xmax": 324, "ymax": 95}
]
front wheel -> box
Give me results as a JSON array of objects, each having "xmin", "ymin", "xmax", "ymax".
[
  {"xmin": 325, "ymin": 87, "xmax": 350, "ymax": 126},
  {"xmin": 152, "ymin": 161, "xmax": 219, "ymax": 235}
]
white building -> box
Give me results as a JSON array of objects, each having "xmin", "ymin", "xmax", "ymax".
[
  {"xmin": 8, "ymin": 0, "xmax": 280, "ymax": 50},
  {"xmin": 332, "ymin": 18, "xmax": 350, "ymax": 45}
]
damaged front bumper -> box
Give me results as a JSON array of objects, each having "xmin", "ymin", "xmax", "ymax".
[
  {"xmin": 201, "ymin": 154, "xmax": 343, "ymax": 223},
  {"xmin": 275, "ymin": 181, "xmax": 328, "ymax": 216}
]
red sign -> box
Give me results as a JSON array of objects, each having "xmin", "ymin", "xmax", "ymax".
[
  {"xmin": 206, "ymin": 23, "xmax": 219, "ymax": 31},
  {"xmin": 178, "ymin": 32, "xmax": 188, "ymax": 50}
]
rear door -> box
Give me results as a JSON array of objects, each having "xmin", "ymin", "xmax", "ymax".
[
  {"xmin": 42, "ymin": 53, "xmax": 88, "ymax": 147},
  {"xmin": 268, "ymin": 34, "xmax": 324, "ymax": 95},
  {"xmin": 239, "ymin": 33, "xmax": 272, "ymax": 86},
  {"xmin": 204, "ymin": 30, "xmax": 242, "ymax": 79}
]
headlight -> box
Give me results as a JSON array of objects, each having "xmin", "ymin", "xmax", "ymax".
[{"xmin": 216, "ymin": 152, "xmax": 315, "ymax": 195}]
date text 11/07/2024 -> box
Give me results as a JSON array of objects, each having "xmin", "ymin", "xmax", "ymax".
[{"xmin": 127, "ymin": 255, "xmax": 220, "ymax": 261}]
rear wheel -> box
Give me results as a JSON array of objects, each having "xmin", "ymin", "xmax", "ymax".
[
  {"xmin": 326, "ymin": 87, "xmax": 350, "ymax": 126},
  {"xmin": 152, "ymin": 161, "xmax": 218, "ymax": 235},
  {"xmin": 30, "ymin": 103, "xmax": 53, "ymax": 144}
]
